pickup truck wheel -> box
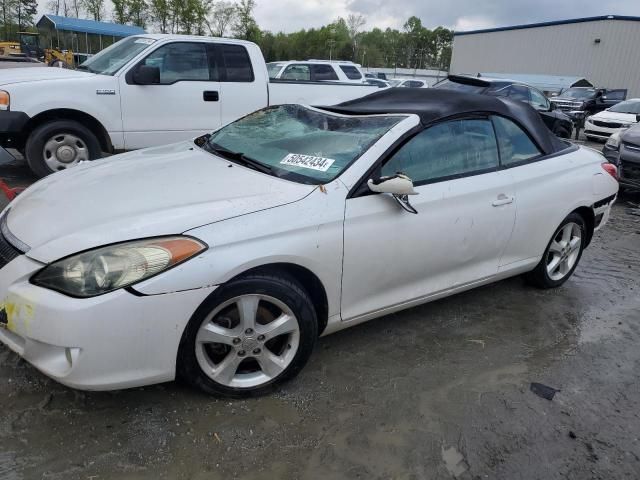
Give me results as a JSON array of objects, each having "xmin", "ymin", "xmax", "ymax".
[
  {"xmin": 25, "ymin": 120, "xmax": 102, "ymax": 178},
  {"xmin": 177, "ymin": 272, "xmax": 318, "ymax": 397}
]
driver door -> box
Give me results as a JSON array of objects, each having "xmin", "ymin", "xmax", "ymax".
[
  {"xmin": 340, "ymin": 118, "xmax": 516, "ymax": 321},
  {"xmin": 119, "ymin": 41, "xmax": 221, "ymax": 150}
]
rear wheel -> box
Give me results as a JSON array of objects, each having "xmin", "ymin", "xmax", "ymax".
[
  {"xmin": 525, "ymin": 213, "xmax": 586, "ymax": 289},
  {"xmin": 555, "ymin": 126, "xmax": 571, "ymax": 139},
  {"xmin": 178, "ymin": 272, "xmax": 318, "ymax": 397},
  {"xmin": 25, "ymin": 120, "xmax": 102, "ymax": 177}
]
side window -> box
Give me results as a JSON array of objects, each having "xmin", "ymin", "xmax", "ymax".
[
  {"xmin": 606, "ymin": 90, "xmax": 626, "ymax": 101},
  {"xmin": 340, "ymin": 65, "xmax": 362, "ymax": 80},
  {"xmin": 509, "ymin": 85, "xmax": 530, "ymax": 103},
  {"xmin": 529, "ymin": 88, "xmax": 550, "ymax": 111},
  {"xmin": 281, "ymin": 64, "xmax": 310, "ymax": 81},
  {"xmin": 381, "ymin": 119, "xmax": 499, "ymax": 184},
  {"xmin": 219, "ymin": 44, "xmax": 253, "ymax": 82},
  {"xmin": 311, "ymin": 64, "xmax": 339, "ymax": 81},
  {"xmin": 142, "ymin": 42, "xmax": 210, "ymax": 84},
  {"xmin": 406, "ymin": 80, "xmax": 424, "ymax": 88},
  {"xmin": 492, "ymin": 116, "xmax": 542, "ymax": 166}
]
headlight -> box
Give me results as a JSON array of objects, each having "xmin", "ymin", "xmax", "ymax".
[
  {"xmin": 0, "ymin": 90, "xmax": 9, "ymax": 111},
  {"xmin": 32, "ymin": 236, "xmax": 206, "ymax": 297},
  {"xmin": 605, "ymin": 132, "xmax": 621, "ymax": 150}
]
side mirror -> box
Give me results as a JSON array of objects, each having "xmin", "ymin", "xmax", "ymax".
[
  {"xmin": 549, "ymin": 102, "xmax": 556, "ymax": 111},
  {"xmin": 601, "ymin": 95, "xmax": 608, "ymax": 101},
  {"xmin": 133, "ymin": 64, "xmax": 160, "ymax": 85},
  {"xmin": 636, "ymin": 114, "xmax": 640, "ymax": 123},
  {"xmin": 368, "ymin": 173, "xmax": 419, "ymax": 214}
]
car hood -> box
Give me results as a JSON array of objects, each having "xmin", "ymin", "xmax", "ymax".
[
  {"xmin": 592, "ymin": 110, "xmax": 638, "ymax": 122},
  {"xmin": 6, "ymin": 142, "xmax": 315, "ymax": 263},
  {"xmin": 0, "ymin": 67, "xmax": 93, "ymax": 86}
]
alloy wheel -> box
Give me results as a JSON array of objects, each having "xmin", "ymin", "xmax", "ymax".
[
  {"xmin": 195, "ymin": 294, "xmax": 301, "ymax": 389},
  {"xmin": 546, "ymin": 222, "xmax": 582, "ymax": 281}
]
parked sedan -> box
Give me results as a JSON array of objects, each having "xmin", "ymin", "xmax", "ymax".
[
  {"xmin": 584, "ymin": 99, "xmax": 640, "ymax": 142},
  {"xmin": 435, "ymin": 75, "xmax": 573, "ymax": 138},
  {"xmin": 603, "ymin": 123, "xmax": 640, "ymax": 192},
  {"xmin": 0, "ymin": 89, "xmax": 617, "ymax": 397},
  {"xmin": 388, "ymin": 78, "xmax": 429, "ymax": 88}
]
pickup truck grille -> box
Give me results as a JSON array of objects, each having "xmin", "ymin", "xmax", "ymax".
[{"xmin": 592, "ymin": 120, "xmax": 623, "ymax": 128}]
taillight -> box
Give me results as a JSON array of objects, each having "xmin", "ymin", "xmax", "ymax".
[{"xmin": 601, "ymin": 162, "xmax": 618, "ymax": 180}]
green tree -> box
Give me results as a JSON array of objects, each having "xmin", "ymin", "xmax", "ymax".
[
  {"xmin": 111, "ymin": 0, "xmax": 128, "ymax": 23},
  {"xmin": 16, "ymin": 0, "xmax": 37, "ymax": 30},
  {"xmin": 82, "ymin": 0, "xmax": 104, "ymax": 21},
  {"xmin": 128, "ymin": 0, "xmax": 149, "ymax": 27},
  {"xmin": 149, "ymin": 0, "xmax": 170, "ymax": 33},
  {"xmin": 232, "ymin": 0, "xmax": 259, "ymax": 41}
]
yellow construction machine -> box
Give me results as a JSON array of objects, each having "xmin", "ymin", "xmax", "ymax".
[{"xmin": 0, "ymin": 32, "xmax": 74, "ymax": 67}]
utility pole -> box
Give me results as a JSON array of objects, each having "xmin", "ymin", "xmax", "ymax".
[
  {"xmin": 361, "ymin": 49, "xmax": 366, "ymax": 67},
  {"xmin": 327, "ymin": 39, "xmax": 335, "ymax": 61}
]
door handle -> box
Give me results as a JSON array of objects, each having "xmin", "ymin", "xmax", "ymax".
[
  {"xmin": 492, "ymin": 194, "xmax": 514, "ymax": 207},
  {"xmin": 203, "ymin": 91, "xmax": 219, "ymax": 102}
]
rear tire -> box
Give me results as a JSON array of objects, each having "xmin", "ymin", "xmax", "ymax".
[
  {"xmin": 555, "ymin": 127, "xmax": 571, "ymax": 139},
  {"xmin": 25, "ymin": 120, "xmax": 102, "ymax": 178},
  {"xmin": 525, "ymin": 213, "xmax": 586, "ymax": 289},
  {"xmin": 177, "ymin": 271, "xmax": 318, "ymax": 397}
]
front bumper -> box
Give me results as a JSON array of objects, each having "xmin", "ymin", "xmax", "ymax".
[
  {"xmin": 0, "ymin": 110, "xmax": 30, "ymax": 150},
  {"xmin": 0, "ymin": 254, "xmax": 217, "ymax": 390},
  {"xmin": 583, "ymin": 120, "xmax": 628, "ymax": 141}
]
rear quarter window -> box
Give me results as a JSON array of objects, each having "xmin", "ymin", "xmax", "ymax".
[
  {"xmin": 219, "ymin": 44, "xmax": 254, "ymax": 82},
  {"xmin": 340, "ymin": 65, "xmax": 362, "ymax": 80}
]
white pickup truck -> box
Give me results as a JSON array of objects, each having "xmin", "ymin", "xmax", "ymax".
[{"xmin": 0, "ymin": 34, "xmax": 376, "ymax": 177}]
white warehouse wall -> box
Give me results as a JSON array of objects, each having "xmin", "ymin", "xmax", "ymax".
[{"xmin": 450, "ymin": 19, "xmax": 640, "ymax": 97}]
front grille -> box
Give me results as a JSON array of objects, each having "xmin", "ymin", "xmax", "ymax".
[
  {"xmin": 620, "ymin": 161, "xmax": 640, "ymax": 181},
  {"xmin": 592, "ymin": 120, "xmax": 623, "ymax": 128},
  {"xmin": 0, "ymin": 230, "xmax": 22, "ymax": 269},
  {"xmin": 584, "ymin": 129, "xmax": 612, "ymax": 137}
]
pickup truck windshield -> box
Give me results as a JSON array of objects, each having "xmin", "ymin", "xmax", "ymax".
[
  {"xmin": 78, "ymin": 36, "xmax": 156, "ymax": 75},
  {"xmin": 204, "ymin": 105, "xmax": 405, "ymax": 184},
  {"xmin": 559, "ymin": 88, "xmax": 596, "ymax": 100}
]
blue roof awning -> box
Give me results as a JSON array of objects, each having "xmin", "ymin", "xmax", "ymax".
[{"xmin": 37, "ymin": 14, "xmax": 145, "ymax": 37}]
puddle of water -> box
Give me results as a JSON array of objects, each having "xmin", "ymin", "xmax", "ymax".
[{"xmin": 442, "ymin": 445, "xmax": 469, "ymax": 477}]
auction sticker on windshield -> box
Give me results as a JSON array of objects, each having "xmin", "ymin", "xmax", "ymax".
[{"xmin": 280, "ymin": 153, "xmax": 335, "ymax": 172}]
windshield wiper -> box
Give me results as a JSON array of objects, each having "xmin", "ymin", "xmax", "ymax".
[
  {"xmin": 207, "ymin": 142, "xmax": 273, "ymax": 174},
  {"xmin": 76, "ymin": 64, "xmax": 95, "ymax": 73}
]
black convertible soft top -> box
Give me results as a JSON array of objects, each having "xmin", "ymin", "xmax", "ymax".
[{"xmin": 324, "ymin": 88, "xmax": 567, "ymax": 156}]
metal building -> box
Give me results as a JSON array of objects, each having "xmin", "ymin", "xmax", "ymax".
[
  {"xmin": 450, "ymin": 15, "xmax": 640, "ymax": 97},
  {"xmin": 37, "ymin": 15, "xmax": 145, "ymax": 56}
]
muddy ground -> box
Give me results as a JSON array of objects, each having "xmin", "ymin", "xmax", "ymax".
[{"xmin": 0, "ymin": 151, "xmax": 639, "ymax": 480}]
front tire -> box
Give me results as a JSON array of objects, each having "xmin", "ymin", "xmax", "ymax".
[
  {"xmin": 525, "ymin": 213, "xmax": 586, "ymax": 289},
  {"xmin": 177, "ymin": 272, "xmax": 318, "ymax": 397},
  {"xmin": 25, "ymin": 120, "xmax": 102, "ymax": 178}
]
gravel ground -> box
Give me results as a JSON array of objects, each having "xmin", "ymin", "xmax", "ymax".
[{"xmin": 0, "ymin": 140, "xmax": 639, "ymax": 480}]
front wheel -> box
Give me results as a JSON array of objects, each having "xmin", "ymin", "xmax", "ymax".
[
  {"xmin": 525, "ymin": 213, "xmax": 586, "ymax": 289},
  {"xmin": 25, "ymin": 120, "xmax": 102, "ymax": 178},
  {"xmin": 177, "ymin": 272, "xmax": 318, "ymax": 397}
]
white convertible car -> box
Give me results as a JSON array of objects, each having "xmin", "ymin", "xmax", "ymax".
[{"xmin": 0, "ymin": 89, "xmax": 618, "ymax": 396}]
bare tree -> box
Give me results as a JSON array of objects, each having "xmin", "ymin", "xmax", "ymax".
[
  {"xmin": 82, "ymin": 0, "xmax": 104, "ymax": 20},
  {"xmin": 46, "ymin": 0, "xmax": 60, "ymax": 14},
  {"xmin": 346, "ymin": 13, "xmax": 366, "ymax": 60},
  {"xmin": 207, "ymin": 0, "xmax": 235, "ymax": 37},
  {"xmin": 69, "ymin": 0, "xmax": 81, "ymax": 17}
]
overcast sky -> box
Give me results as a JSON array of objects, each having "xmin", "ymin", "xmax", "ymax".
[{"xmin": 38, "ymin": 0, "xmax": 640, "ymax": 33}]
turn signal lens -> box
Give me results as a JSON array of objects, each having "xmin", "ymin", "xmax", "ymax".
[
  {"xmin": 32, "ymin": 236, "xmax": 207, "ymax": 297},
  {"xmin": 601, "ymin": 162, "xmax": 618, "ymax": 180},
  {"xmin": 0, "ymin": 91, "xmax": 9, "ymax": 111}
]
